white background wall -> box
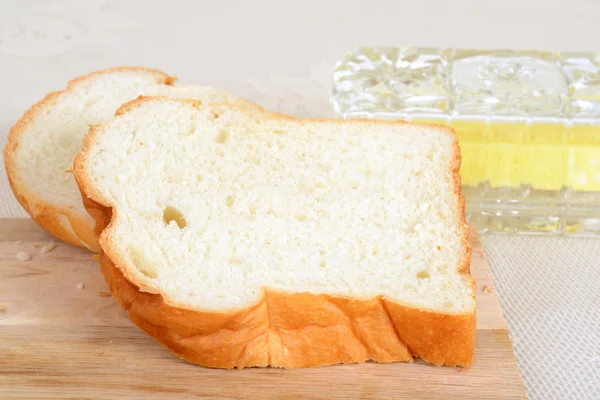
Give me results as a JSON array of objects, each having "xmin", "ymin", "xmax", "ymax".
[{"xmin": 2, "ymin": 0, "xmax": 600, "ymax": 122}]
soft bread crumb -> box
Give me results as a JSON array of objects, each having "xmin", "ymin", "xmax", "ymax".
[
  {"xmin": 40, "ymin": 242, "xmax": 56, "ymax": 254},
  {"xmin": 75, "ymin": 283, "xmax": 85, "ymax": 290},
  {"xmin": 78, "ymin": 101, "xmax": 474, "ymax": 314},
  {"xmin": 16, "ymin": 252, "xmax": 31, "ymax": 262}
]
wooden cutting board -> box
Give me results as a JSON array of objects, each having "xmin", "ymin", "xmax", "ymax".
[{"xmin": 0, "ymin": 219, "xmax": 525, "ymax": 399}]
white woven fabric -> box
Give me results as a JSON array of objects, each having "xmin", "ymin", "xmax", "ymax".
[
  {"xmin": 483, "ymin": 235, "xmax": 600, "ymax": 400},
  {"xmin": 2, "ymin": 1, "xmax": 600, "ymax": 398}
]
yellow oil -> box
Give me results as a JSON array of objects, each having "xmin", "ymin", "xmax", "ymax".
[
  {"xmin": 484, "ymin": 122, "xmax": 529, "ymax": 188},
  {"xmin": 568, "ymin": 124, "xmax": 600, "ymax": 191},
  {"xmin": 526, "ymin": 123, "xmax": 568, "ymax": 190},
  {"xmin": 450, "ymin": 120, "xmax": 488, "ymax": 186},
  {"xmin": 411, "ymin": 118, "xmax": 600, "ymax": 191}
]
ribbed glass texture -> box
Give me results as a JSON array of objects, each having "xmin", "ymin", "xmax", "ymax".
[{"xmin": 332, "ymin": 48, "xmax": 600, "ymax": 235}]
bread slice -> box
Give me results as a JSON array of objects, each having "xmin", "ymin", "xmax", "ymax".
[
  {"xmin": 74, "ymin": 97, "xmax": 475, "ymax": 369},
  {"xmin": 4, "ymin": 67, "xmax": 261, "ymax": 251}
]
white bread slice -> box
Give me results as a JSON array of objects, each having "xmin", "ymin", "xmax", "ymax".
[
  {"xmin": 4, "ymin": 67, "xmax": 261, "ymax": 251},
  {"xmin": 74, "ymin": 97, "xmax": 475, "ymax": 369}
]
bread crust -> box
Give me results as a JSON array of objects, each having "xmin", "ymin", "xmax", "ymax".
[
  {"xmin": 4, "ymin": 67, "xmax": 176, "ymax": 251},
  {"xmin": 74, "ymin": 97, "xmax": 476, "ymax": 368}
]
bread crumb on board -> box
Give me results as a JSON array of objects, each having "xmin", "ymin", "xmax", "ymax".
[
  {"xmin": 99, "ymin": 292, "xmax": 111, "ymax": 297},
  {"xmin": 93, "ymin": 254, "xmax": 100, "ymax": 261},
  {"xmin": 40, "ymin": 242, "xmax": 56, "ymax": 254},
  {"xmin": 481, "ymin": 285, "xmax": 495, "ymax": 293},
  {"xmin": 75, "ymin": 283, "xmax": 85, "ymax": 290},
  {"xmin": 15, "ymin": 240, "xmax": 22, "ymax": 245},
  {"xmin": 0, "ymin": 306, "xmax": 7, "ymax": 314},
  {"xmin": 64, "ymin": 167, "xmax": 73, "ymax": 173},
  {"xmin": 16, "ymin": 252, "xmax": 31, "ymax": 262}
]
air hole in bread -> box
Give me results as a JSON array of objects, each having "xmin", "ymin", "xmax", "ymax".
[
  {"xmin": 216, "ymin": 130, "xmax": 228, "ymax": 144},
  {"xmin": 417, "ymin": 270, "xmax": 430, "ymax": 279},
  {"xmin": 140, "ymin": 269, "xmax": 157, "ymax": 279},
  {"xmin": 226, "ymin": 195, "xmax": 235, "ymax": 207},
  {"xmin": 296, "ymin": 213, "xmax": 307, "ymax": 222},
  {"xmin": 437, "ymin": 265, "xmax": 448, "ymax": 273},
  {"xmin": 130, "ymin": 246, "xmax": 157, "ymax": 279},
  {"xmin": 163, "ymin": 206, "xmax": 186, "ymax": 229}
]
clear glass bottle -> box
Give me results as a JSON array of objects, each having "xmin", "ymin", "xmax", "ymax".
[{"xmin": 331, "ymin": 47, "xmax": 600, "ymax": 236}]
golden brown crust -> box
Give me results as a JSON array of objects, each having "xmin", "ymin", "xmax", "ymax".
[
  {"xmin": 4, "ymin": 164, "xmax": 99, "ymax": 250},
  {"xmin": 4, "ymin": 67, "xmax": 176, "ymax": 251},
  {"xmin": 74, "ymin": 97, "xmax": 476, "ymax": 369},
  {"xmin": 99, "ymin": 249, "xmax": 473, "ymax": 368}
]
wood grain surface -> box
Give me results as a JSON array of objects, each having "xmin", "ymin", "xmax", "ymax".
[{"xmin": 0, "ymin": 219, "xmax": 525, "ymax": 399}]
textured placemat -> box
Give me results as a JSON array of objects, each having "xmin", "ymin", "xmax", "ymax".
[{"xmin": 483, "ymin": 234, "xmax": 600, "ymax": 400}]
